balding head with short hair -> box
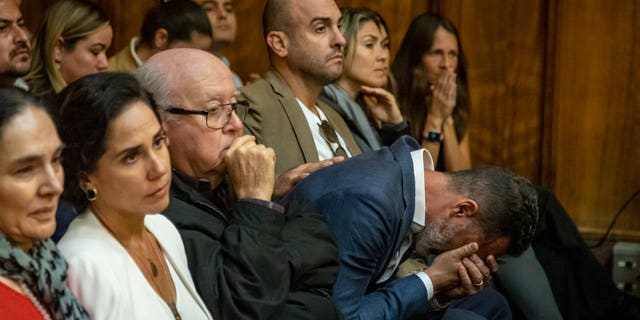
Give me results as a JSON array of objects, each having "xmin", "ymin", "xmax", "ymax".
[
  {"xmin": 262, "ymin": 0, "xmax": 291, "ymax": 38},
  {"xmin": 136, "ymin": 48, "xmax": 233, "ymax": 112}
]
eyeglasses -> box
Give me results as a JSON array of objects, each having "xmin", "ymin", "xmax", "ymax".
[
  {"xmin": 318, "ymin": 120, "xmax": 347, "ymax": 157},
  {"xmin": 165, "ymin": 100, "xmax": 249, "ymax": 129}
]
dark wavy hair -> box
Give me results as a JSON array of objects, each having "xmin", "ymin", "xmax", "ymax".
[
  {"xmin": 140, "ymin": 0, "xmax": 212, "ymax": 46},
  {"xmin": 391, "ymin": 13, "xmax": 470, "ymax": 141},
  {"xmin": 446, "ymin": 166, "xmax": 539, "ymax": 256},
  {"xmin": 0, "ymin": 87, "xmax": 49, "ymax": 138},
  {"xmin": 55, "ymin": 72, "xmax": 158, "ymax": 212}
]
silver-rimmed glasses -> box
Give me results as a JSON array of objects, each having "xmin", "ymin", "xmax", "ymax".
[{"xmin": 165, "ymin": 100, "xmax": 249, "ymax": 129}]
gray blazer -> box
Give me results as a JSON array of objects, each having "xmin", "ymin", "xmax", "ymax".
[{"xmin": 241, "ymin": 70, "xmax": 361, "ymax": 176}]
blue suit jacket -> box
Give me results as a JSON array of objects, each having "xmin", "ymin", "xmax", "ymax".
[{"xmin": 286, "ymin": 136, "xmax": 430, "ymax": 319}]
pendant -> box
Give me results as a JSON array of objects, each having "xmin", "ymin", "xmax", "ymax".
[
  {"xmin": 149, "ymin": 259, "xmax": 158, "ymax": 278},
  {"xmin": 168, "ymin": 302, "xmax": 181, "ymax": 320}
]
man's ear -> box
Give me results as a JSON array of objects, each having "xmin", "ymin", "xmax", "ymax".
[
  {"xmin": 153, "ymin": 28, "xmax": 170, "ymax": 49},
  {"xmin": 454, "ymin": 199, "xmax": 479, "ymax": 217},
  {"xmin": 266, "ymin": 31, "xmax": 288, "ymax": 58}
]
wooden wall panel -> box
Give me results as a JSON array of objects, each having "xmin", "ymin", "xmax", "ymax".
[
  {"xmin": 335, "ymin": 0, "xmax": 429, "ymax": 61},
  {"xmin": 225, "ymin": 1, "xmax": 269, "ymax": 82},
  {"xmin": 97, "ymin": 0, "xmax": 155, "ymax": 56},
  {"xmin": 22, "ymin": 0, "xmax": 57, "ymax": 34},
  {"xmin": 548, "ymin": 0, "xmax": 640, "ymax": 240},
  {"xmin": 431, "ymin": 1, "xmax": 547, "ymax": 184}
]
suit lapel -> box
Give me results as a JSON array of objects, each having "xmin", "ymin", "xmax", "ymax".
[{"xmin": 265, "ymin": 71, "xmax": 320, "ymax": 163}]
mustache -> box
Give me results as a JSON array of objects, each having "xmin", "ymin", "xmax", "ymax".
[{"xmin": 10, "ymin": 41, "xmax": 30, "ymax": 59}]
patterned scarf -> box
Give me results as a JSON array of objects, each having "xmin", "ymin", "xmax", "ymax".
[{"xmin": 0, "ymin": 233, "xmax": 89, "ymax": 320}]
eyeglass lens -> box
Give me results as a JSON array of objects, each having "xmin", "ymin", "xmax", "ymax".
[{"xmin": 207, "ymin": 104, "xmax": 235, "ymax": 129}]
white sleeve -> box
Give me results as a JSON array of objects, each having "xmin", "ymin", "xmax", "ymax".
[
  {"xmin": 415, "ymin": 271, "xmax": 434, "ymax": 300},
  {"xmin": 416, "ymin": 272, "xmax": 449, "ymax": 310}
]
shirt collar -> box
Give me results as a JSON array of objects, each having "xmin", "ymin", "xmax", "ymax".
[{"xmin": 410, "ymin": 148, "xmax": 434, "ymax": 227}]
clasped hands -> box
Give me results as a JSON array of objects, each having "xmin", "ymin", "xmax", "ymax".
[
  {"xmin": 425, "ymin": 71, "xmax": 457, "ymax": 129},
  {"xmin": 425, "ymin": 242, "xmax": 497, "ymax": 303}
]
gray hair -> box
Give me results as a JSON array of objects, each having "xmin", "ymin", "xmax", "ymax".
[
  {"xmin": 445, "ymin": 166, "xmax": 539, "ymax": 256},
  {"xmin": 135, "ymin": 61, "xmax": 175, "ymax": 118}
]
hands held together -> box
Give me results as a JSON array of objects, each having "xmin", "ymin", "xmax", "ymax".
[
  {"xmin": 428, "ymin": 72, "xmax": 457, "ymax": 122},
  {"xmin": 425, "ymin": 242, "xmax": 498, "ymax": 303}
]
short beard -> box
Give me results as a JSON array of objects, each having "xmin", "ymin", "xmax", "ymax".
[
  {"xmin": 2, "ymin": 57, "xmax": 31, "ymax": 79},
  {"xmin": 413, "ymin": 217, "xmax": 471, "ymax": 257},
  {"xmin": 289, "ymin": 42, "xmax": 343, "ymax": 86},
  {"xmin": 2, "ymin": 64, "xmax": 30, "ymax": 79}
]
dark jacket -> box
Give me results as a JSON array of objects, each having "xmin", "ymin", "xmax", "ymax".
[
  {"xmin": 285, "ymin": 136, "xmax": 427, "ymax": 319},
  {"xmin": 162, "ymin": 172, "xmax": 342, "ymax": 320}
]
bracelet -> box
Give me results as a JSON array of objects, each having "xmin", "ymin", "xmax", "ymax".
[{"xmin": 422, "ymin": 131, "xmax": 444, "ymax": 143}]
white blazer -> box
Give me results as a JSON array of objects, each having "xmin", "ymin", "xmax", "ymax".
[{"xmin": 58, "ymin": 210, "xmax": 213, "ymax": 320}]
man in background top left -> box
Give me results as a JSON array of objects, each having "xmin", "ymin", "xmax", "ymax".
[{"xmin": 0, "ymin": 0, "xmax": 31, "ymax": 90}]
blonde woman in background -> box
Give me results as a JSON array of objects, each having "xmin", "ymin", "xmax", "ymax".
[
  {"xmin": 319, "ymin": 7, "xmax": 408, "ymax": 153},
  {"xmin": 25, "ymin": 0, "xmax": 112, "ymax": 103}
]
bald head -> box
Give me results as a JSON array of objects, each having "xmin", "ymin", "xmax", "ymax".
[
  {"xmin": 136, "ymin": 48, "xmax": 234, "ymax": 110},
  {"xmin": 136, "ymin": 48, "xmax": 242, "ymax": 184}
]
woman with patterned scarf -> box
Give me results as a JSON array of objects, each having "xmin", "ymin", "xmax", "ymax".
[{"xmin": 0, "ymin": 87, "xmax": 89, "ymax": 319}]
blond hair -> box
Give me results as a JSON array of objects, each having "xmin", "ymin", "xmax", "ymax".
[{"xmin": 25, "ymin": 0, "xmax": 109, "ymax": 99}]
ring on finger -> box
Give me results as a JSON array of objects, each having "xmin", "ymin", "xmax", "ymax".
[{"xmin": 474, "ymin": 280, "xmax": 484, "ymax": 287}]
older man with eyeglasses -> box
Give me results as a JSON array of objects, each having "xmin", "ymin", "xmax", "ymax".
[{"xmin": 136, "ymin": 48, "xmax": 343, "ymax": 319}]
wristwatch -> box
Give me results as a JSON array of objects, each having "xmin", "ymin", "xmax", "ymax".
[{"xmin": 423, "ymin": 131, "xmax": 444, "ymax": 143}]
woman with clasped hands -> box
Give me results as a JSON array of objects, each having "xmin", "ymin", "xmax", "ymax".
[
  {"xmin": 55, "ymin": 73, "xmax": 211, "ymax": 320},
  {"xmin": 392, "ymin": 13, "xmax": 471, "ymax": 172},
  {"xmin": 0, "ymin": 87, "xmax": 89, "ymax": 319}
]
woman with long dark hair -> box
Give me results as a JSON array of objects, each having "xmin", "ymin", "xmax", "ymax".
[
  {"xmin": 55, "ymin": 73, "xmax": 211, "ymax": 320},
  {"xmin": 392, "ymin": 13, "xmax": 471, "ymax": 171}
]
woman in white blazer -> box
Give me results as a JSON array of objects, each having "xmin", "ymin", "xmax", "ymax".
[{"xmin": 55, "ymin": 72, "xmax": 211, "ymax": 320}]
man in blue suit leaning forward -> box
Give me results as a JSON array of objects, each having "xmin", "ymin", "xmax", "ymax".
[{"xmin": 285, "ymin": 136, "xmax": 538, "ymax": 319}]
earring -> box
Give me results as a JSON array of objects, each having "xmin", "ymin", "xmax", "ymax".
[{"xmin": 85, "ymin": 188, "xmax": 97, "ymax": 201}]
